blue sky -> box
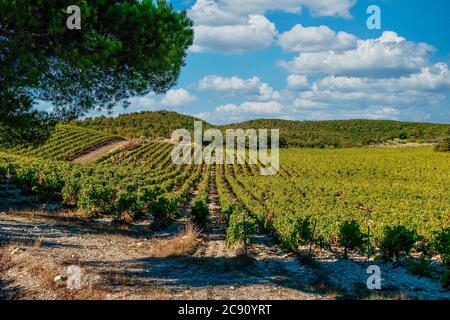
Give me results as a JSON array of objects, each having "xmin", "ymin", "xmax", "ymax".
[{"xmin": 91, "ymin": 0, "xmax": 450, "ymax": 124}]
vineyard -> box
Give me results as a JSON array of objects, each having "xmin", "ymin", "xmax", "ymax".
[{"xmin": 1, "ymin": 123, "xmax": 450, "ymax": 296}]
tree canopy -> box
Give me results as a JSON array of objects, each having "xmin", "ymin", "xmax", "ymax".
[{"xmin": 0, "ymin": 0, "xmax": 193, "ymax": 134}]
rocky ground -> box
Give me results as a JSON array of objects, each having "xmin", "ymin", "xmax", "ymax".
[{"xmin": 1, "ymin": 209, "xmax": 449, "ymax": 301}]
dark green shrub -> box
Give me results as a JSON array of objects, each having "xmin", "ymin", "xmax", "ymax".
[
  {"xmin": 441, "ymin": 269, "xmax": 450, "ymax": 289},
  {"xmin": 225, "ymin": 207, "xmax": 256, "ymax": 252},
  {"xmin": 151, "ymin": 194, "xmax": 177, "ymax": 227},
  {"xmin": 338, "ymin": 220, "xmax": 367, "ymax": 258},
  {"xmin": 408, "ymin": 259, "xmax": 431, "ymax": 278},
  {"xmin": 137, "ymin": 186, "xmax": 161, "ymax": 216},
  {"xmin": 190, "ymin": 198, "xmax": 209, "ymax": 228},
  {"xmin": 62, "ymin": 178, "xmax": 81, "ymax": 207},
  {"xmin": 77, "ymin": 183, "xmax": 114, "ymax": 217},
  {"xmin": 114, "ymin": 188, "xmax": 142, "ymax": 220},
  {"xmin": 433, "ymin": 228, "xmax": 450, "ymax": 266},
  {"xmin": 380, "ymin": 226, "xmax": 419, "ymax": 261},
  {"xmin": 435, "ymin": 137, "xmax": 450, "ymax": 152},
  {"xmin": 294, "ymin": 217, "xmax": 313, "ymax": 244}
]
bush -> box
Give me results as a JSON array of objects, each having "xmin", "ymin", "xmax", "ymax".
[
  {"xmin": 225, "ymin": 207, "xmax": 256, "ymax": 253},
  {"xmin": 277, "ymin": 217, "xmax": 312, "ymax": 252},
  {"xmin": 380, "ymin": 226, "xmax": 419, "ymax": 261},
  {"xmin": 190, "ymin": 198, "xmax": 209, "ymax": 228},
  {"xmin": 151, "ymin": 194, "xmax": 177, "ymax": 227},
  {"xmin": 77, "ymin": 183, "xmax": 114, "ymax": 217},
  {"xmin": 435, "ymin": 137, "xmax": 450, "ymax": 152},
  {"xmin": 294, "ymin": 217, "xmax": 313, "ymax": 245},
  {"xmin": 441, "ymin": 269, "xmax": 450, "ymax": 289},
  {"xmin": 433, "ymin": 228, "xmax": 450, "ymax": 266},
  {"xmin": 114, "ymin": 187, "xmax": 143, "ymax": 220},
  {"xmin": 338, "ymin": 220, "xmax": 367, "ymax": 258},
  {"xmin": 408, "ymin": 259, "xmax": 431, "ymax": 278},
  {"xmin": 62, "ymin": 178, "xmax": 81, "ymax": 207},
  {"xmin": 137, "ymin": 186, "xmax": 161, "ymax": 216}
]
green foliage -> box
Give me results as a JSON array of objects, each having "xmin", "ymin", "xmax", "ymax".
[
  {"xmin": 77, "ymin": 183, "xmax": 114, "ymax": 217},
  {"xmin": 277, "ymin": 217, "xmax": 312, "ymax": 252},
  {"xmin": 76, "ymin": 111, "xmax": 449, "ymax": 148},
  {"xmin": 408, "ymin": 259, "xmax": 432, "ymax": 278},
  {"xmin": 190, "ymin": 166, "xmax": 211, "ymax": 228},
  {"xmin": 1, "ymin": 0, "xmax": 193, "ymax": 126},
  {"xmin": 2, "ymin": 124, "xmax": 120, "ymax": 159},
  {"xmin": 62, "ymin": 178, "xmax": 81, "ymax": 207},
  {"xmin": 77, "ymin": 111, "xmax": 211, "ymax": 140},
  {"xmin": 152, "ymin": 194, "xmax": 177, "ymax": 227},
  {"xmin": 191, "ymin": 199, "xmax": 209, "ymax": 228},
  {"xmin": 114, "ymin": 187, "xmax": 143, "ymax": 220},
  {"xmin": 225, "ymin": 207, "xmax": 256, "ymax": 250},
  {"xmin": 433, "ymin": 228, "xmax": 450, "ymax": 266},
  {"xmin": 441, "ymin": 269, "xmax": 450, "ymax": 289},
  {"xmin": 222, "ymin": 119, "xmax": 448, "ymax": 148},
  {"xmin": 338, "ymin": 220, "xmax": 367, "ymax": 257},
  {"xmin": 380, "ymin": 226, "xmax": 419, "ymax": 261},
  {"xmin": 435, "ymin": 137, "xmax": 450, "ymax": 152}
]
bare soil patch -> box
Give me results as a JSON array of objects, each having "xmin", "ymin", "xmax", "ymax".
[{"xmin": 70, "ymin": 139, "xmax": 129, "ymax": 163}]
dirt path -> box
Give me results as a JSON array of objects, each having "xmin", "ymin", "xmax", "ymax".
[{"xmin": 72, "ymin": 140, "xmax": 129, "ymax": 164}]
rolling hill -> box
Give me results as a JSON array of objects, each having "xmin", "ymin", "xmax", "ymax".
[{"xmin": 76, "ymin": 111, "xmax": 449, "ymax": 148}]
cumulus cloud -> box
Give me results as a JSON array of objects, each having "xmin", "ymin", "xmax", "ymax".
[
  {"xmin": 160, "ymin": 89, "xmax": 197, "ymax": 107},
  {"xmin": 198, "ymin": 75, "xmax": 261, "ymax": 92},
  {"xmin": 198, "ymin": 75, "xmax": 281, "ymax": 101},
  {"xmin": 191, "ymin": 15, "xmax": 277, "ymax": 53},
  {"xmin": 280, "ymin": 31, "xmax": 434, "ymax": 77},
  {"xmin": 314, "ymin": 63, "xmax": 450, "ymax": 92},
  {"xmin": 198, "ymin": 100, "xmax": 284, "ymax": 124},
  {"xmin": 188, "ymin": 0, "xmax": 357, "ymax": 53},
  {"xmin": 287, "ymin": 75, "xmax": 310, "ymax": 90},
  {"xmin": 278, "ymin": 24, "xmax": 357, "ymax": 53},
  {"xmin": 189, "ymin": 0, "xmax": 357, "ymax": 24},
  {"xmin": 216, "ymin": 100, "xmax": 283, "ymax": 116}
]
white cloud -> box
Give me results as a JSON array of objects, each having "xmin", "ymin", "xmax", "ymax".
[
  {"xmin": 198, "ymin": 75, "xmax": 261, "ymax": 92},
  {"xmin": 191, "ymin": 15, "xmax": 277, "ymax": 53},
  {"xmin": 198, "ymin": 75, "xmax": 281, "ymax": 101},
  {"xmin": 287, "ymin": 75, "xmax": 310, "ymax": 90},
  {"xmin": 188, "ymin": 0, "xmax": 244, "ymax": 26},
  {"xmin": 189, "ymin": 0, "xmax": 358, "ymax": 25},
  {"xmin": 258, "ymin": 83, "xmax": 282, "ymax": 101},
  {"xmin": 188, "ymin": 0, "xmax": 357, "ymax": 53},
  {"xmin": 293, "ymin": 98, "xmax": 327, "ymax": 109},
  {"xmin": 314, "ymin": 63, "xmax": 450, "ymax": 92},
  {"xmin": 160, "ymin": 89, "xmax": 197, "ymax": 107},
  {"xmin": 216, "ymin": 101, "xmax": 283, "ymax": 115},
  {"xmin": 198, "ymin": 100, "xmax": 284, "ymax": 124},
  {"xmin": 278, "ymin": 24, "xmax": 357, "ymax": 53},
  {"xmin": 280, "ymin": 31, "xmax": 434, "ymax": 77}
]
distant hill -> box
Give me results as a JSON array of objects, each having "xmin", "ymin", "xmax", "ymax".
[
  {"xmin": 76, "ymin": 111, "xmax": 449, "ymax": 148},
  {"xmin": 221, "ymin": 119, "xmax": 449, "ymax": 148},
  {"xmin": 76, "ymin": 111, "xmax": 211, "ymax": 139}
]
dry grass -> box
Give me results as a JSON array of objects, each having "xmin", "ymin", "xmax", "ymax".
[
  {"xmin": 146, "ymin": 222, "xmax": 200, "ymax": 258},
  {"xmin": 33, "ymin": 237, "xmax": 44, "ymax": 248},
  {"xmin": 0, "ymin": 250, "xmax": 14, "ymax": 273}
]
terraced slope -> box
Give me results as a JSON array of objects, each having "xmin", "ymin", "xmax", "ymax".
[{"xmin": 2, "ymin": 124, "xmax": 122, "ymax": 161}]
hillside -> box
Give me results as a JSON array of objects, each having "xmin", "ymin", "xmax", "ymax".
[
  {"xmin": 76, "ymin": 111, "xmax": 212, "ymax": 140},
  {"xmin": 0, "ymin": 124, "xmax": 121, "ymax": 161},
  {"xmin": 76, "ymin": 111, "xmax": 449, "ymax": 148},
  {"xmin": 222, "ymin": 119, "xmax": 449, "ymax": 148}
]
